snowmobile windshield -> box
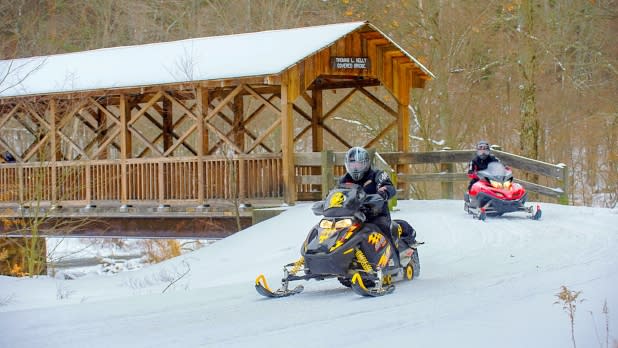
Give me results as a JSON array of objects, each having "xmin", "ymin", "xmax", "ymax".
[
  {"xmin": 478, "ymin": 162, "xmax": 513, "ymax": 183},
  {"xmin": 322, "ymin": 184, "xmax": 365, "ymax": 217}
]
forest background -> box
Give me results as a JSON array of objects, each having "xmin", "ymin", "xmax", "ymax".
[{"xmin": 0, "ymin": 0, "xmax": 616, "ymax": 207}]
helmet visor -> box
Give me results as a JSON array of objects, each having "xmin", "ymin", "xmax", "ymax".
[
  {"xmin": 477, "ymin": 143, "xmax": 490, "ymax": 157},
  {"xmin": 347, "ymin": 161, "xmax": 367, "ymax": 171}
]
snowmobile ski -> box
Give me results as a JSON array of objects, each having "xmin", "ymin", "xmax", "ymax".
[
  {"xmin": 255, "ymin": 274, "xmax": 304, "ymax": 298},
  {"xmin": 528, "ymin": 205, "xmax": 542, "ymax": 220},
  {"xmin": 350, "ymin": 272, "xmax": 395, "ymax": 297}
]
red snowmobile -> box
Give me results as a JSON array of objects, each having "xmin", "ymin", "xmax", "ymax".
[{"xmin": 464, "ymin": 162, "xmax": 542, "ymax": 221}]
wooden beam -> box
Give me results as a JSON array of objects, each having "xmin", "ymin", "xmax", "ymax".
[
  {"xmin": 89, "ymin": 97, "xmax": 120, "ymax": 125},
  {"xmin": 128, "ymin": 124, "xmax": 163, "ymax": 156},
  {"xmin": 127, "ymin": 91, "xmax": 162, "ymax": 126},
  {"xmin": 358, "ymin": 87, "xmax": 398, "ymax": 117},
  {"xmin": 0, "ymin": 102, "xmax": 21, "ymax": 129},
  {"xmin": 233, "ymin": 94, "xmax": 244, "ymax": 152},
  {"xmin": 280, "ymin": 83, "xmax": 296, "ymax": 204},
  {"xmin": 23, "ymin": 133, "xmax": 50, "ymax": 162},
  {"xmin": 204, "ymin": 122, "xmax": 244, "ymax": 154},
  {"xmin": 311, "ymin": 89, "xmax": 323, "ymax": 151},
  {"xmin": 322, "ymin": 88, "xmax": 357, "ymax": 121},
  {"xmin": 320, "ymin": 123, "xmax": 352, "ymax": 150},
  {"xmin": 196, "ymin": 87, "xmax": 207, "ymax": 203},
  {"xmin": 364, "ymin": 120, "xmax": 397, "ymax": 148},
  {"xmin": 243, "ymin": 94, "xmax": 279, "ymax": 126},
  {"xmin": 209, "ymin": 123, "xmax": 274, "ymax": 154},
  {"xmin": 163, "ymin": 124, "xmax": 197, "ymax": 157},
  {"xmin": 119, "ymin": 94, "xmax": 130, "ymax": 203},
  {"xmin": 49, "ymin": 99, "xmax": 58, "ymax": 202},
  {"xmin": 397, "ymin": 102, "xmax": 410, "ymax": 152},
  {"xmin": 90, "ymin": 129, "xmax": 121, "ymax": 159},
  {"xmin": 242, "ymin": 84, "xmax": 281, "ymax": 114},
  {"xmin": 308, "ymin": 78, "xmax": 381, "ymax": 90},
  {"xmin": 205, "ymin": 85, "xmax": 243, "ymax": 123},
  {"xmin": 245, "ymin": 118, "xmax": 281, "ymax": 154},
  {"xmin": 162, "ymin": 96, "xmax": 173, "ymax": 151}
]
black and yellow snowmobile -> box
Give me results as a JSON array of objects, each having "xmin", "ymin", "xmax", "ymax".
[{"xmin": 255, "ymin": 184, "xmax": 422, "ymax": 298}]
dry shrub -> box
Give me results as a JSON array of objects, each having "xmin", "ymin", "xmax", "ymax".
[{"xmin": 141, "ymin": 239, "xmax": 182, "ymax": 264}]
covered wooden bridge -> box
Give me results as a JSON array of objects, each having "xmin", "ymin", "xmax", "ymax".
[{"xmin": 0, "ymin": 21, "xmax": 432, "ymax": 234}]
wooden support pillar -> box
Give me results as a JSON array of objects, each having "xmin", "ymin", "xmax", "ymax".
[
  {"xmin": 280, "ymin": 83, "xmax": 296, "ymax": 204},
  {"xmin": 311, "ymin": 89, "xmax": 323, "ymax": 152},
  {"xmin": 397, "ymin": 102, "xmax": 410, "ymax": 198},
  {"xmin": 440, "ymin": 147, "xmax": 454, "ymax": 199},
  {"xmin": 233, "ymin": 94, "xmax": 244, "ymax": 152},
  {"xmin": 119, "ymin": 95, "xmax": 131, "ymax": 203},
  {"xmin": 162, "ymin": 97, "xmax": 173, "ymax": 152},
  {"xmin": 96, "ymin": 108, "xmax": 108, "ymax": 159},
  {"xmin": 196, "ymin": 87, "xmax": 208, "ymax": 203},
  {"xmin": 397, "ymin": 102, "xmax": 410, "ymax": 152},
  {"xmin": 49, "ymin": 99, "xmax": 58, "ymax": 203},
  {"xmin": 311, "ymin": 89, "xmax": 324, "ymax": 193},
  {"xmin": 321, "ymin": 150, "xmax": 334, "ymax": 199}
]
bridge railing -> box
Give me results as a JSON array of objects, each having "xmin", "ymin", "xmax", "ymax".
[
  {"xmin": 0, "ymin": 149, "xmax": 569, "ymax": 208},
  {"xmin": 294, "ymin": 149, "xmax": 569, "ymax": 204},
  {"xmin": 0, "ymin": 154, "xmax": 284, "ymax": 208}
]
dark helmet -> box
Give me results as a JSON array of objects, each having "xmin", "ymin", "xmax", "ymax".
[
  {"xmin": 344, "ymin": 147, "xmax": 370, "ymax": 181},
  {"xmin": 476, "ymin": 140, "xmax": 490, "ymax": 160}
]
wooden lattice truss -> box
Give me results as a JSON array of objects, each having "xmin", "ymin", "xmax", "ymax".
[{"xmin": 0, "ymin": 79, "xmax": 401, "ymax": 162}]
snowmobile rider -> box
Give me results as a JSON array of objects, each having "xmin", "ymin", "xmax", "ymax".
[
  {"xmin": 467, "ymin": 140, "xmax": 500, "ymax": 191},
  {"xmin": 339, "ymin": 146, "xmax": 397, "ymax": 241}
]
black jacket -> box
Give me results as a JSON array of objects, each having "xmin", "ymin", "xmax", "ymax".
[
  {"xmin": 339, "ymin": 168, "xmax": 396, "ymax": 217},
  {"xmin": 467, "ymin": 154, "xmax": 500, "ymax": 175}
]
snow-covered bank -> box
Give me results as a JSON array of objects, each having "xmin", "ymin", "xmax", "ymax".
[{"xmin": 1, "ymin": 200, "xmax": 617, "ymax": 348}]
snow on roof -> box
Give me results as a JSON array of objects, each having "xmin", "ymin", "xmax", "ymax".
[{"xmin": 1, "ymin": 22, "xmax": 373, "ymax": 98}]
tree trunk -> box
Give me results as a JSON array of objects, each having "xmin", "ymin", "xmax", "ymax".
[{"xmin": 518, "ymin": 0, "xmax": 540, "ymax": 170}]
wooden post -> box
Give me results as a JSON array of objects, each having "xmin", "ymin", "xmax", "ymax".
[
  {"xmin": 158, "ymin": 162, "xmax": 165, "ymax": 203},
  {"xmin": 18, "ymin": 165, "xmax": 24, "ymax": 203},
  {"xmin": 440, "ymin": 147, "xmax": 454, "ymax": 199},
  {"xmin": 280, "ymin": 82, "xmax": 296, "ymax": 204},
  {"xmin": 397, "ymin": 102, "xmax": 410, "ymax": 152},
  {"xmin": 311, "ymin": 89, "xmax": 324, "ymax": 194},
  {"xmin": 558, "ymin": 164, "xmax": 569, "ymax": 205},
  {"xmin": 397, "ymin": 102, "xmax": 410, "ymax": 198},
  {"xmin": 162, "ymin": 97, "xmax": 173, "ymax": 152},
  {"xmin": 233, "ymin": 94, "xmax": 244, "ymax": 152},
  {"xmin": 311, "ymin": 89, "xmax": 323, "ymax": 152},
  {"xmin": 85, "ymin": 163, "xmax": 91, "ymax": 204},
  {"xmin": 96, "ymin": 108, "xmax": 108, "ymax": 159},
  {"xmin": 238, "ymin": 157, "xmax": 246, "ymax": 201},
  {"xmin": 321, "ymin": 150, "xmax": 334, "ymax": 199},
  {"xmin": 119, "ymin": 95, "xmax": 130, "ymax": 204},
  {"xmin": 49, "ymin": 99, "xmax": 58, "ymax": 203},
  {"xmin": 196, "ymin": 87, "xmax": 208, "ymax": 204}
]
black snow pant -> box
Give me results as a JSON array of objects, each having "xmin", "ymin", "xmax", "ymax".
[{"xmin": 468, "ymin": 178, "xmax": 479, "ymax": 191}]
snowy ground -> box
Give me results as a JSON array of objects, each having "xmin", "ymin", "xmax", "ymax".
[{"xmin": 0, "ymin": 199, "xmax": 617, "ymax": 348}]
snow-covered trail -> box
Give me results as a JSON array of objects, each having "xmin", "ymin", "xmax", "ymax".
[{"xmin": 1, "ymin": 200, "xmax": 617, "ymax": 348}]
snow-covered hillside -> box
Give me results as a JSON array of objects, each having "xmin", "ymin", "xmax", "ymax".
[{"xmin": 1, "ymin": 200, "xmax": 617, "ymax": 348}]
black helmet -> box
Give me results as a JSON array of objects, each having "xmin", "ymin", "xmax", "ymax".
[
  {"xmin": 476, "ymin": 140, "xmax": 490, "ymax": 159},
  {"xmin": 344, "ymin": 147, "xmax": 370, "ymax": 181}
]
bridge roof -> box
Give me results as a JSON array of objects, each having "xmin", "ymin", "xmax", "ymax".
[{"xmin": 0, "ymin": 21, "xmax": 432, "ymax": 99}]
